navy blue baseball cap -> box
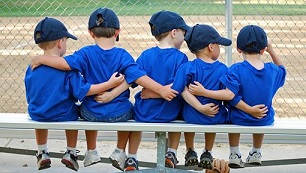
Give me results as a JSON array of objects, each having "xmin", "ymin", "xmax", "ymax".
[
  {"xmin": 185, "ymin": 24, "xmax": 232, "ymax": 52},
  {"xmin": 88, "ymin": 8, "xmax": 120, "ymax": 29},
  {"xmin": 237, "ymin": 25, "xmax": 267, "ymax": 53},
  {"xmin": 34, "ymin": 17, "xmax": 77, "ymax": 44},
  {"xmin": 149, "ymin": 10, "xmax": 190, "ymax": 36}
]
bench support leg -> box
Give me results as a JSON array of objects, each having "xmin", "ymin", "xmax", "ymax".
[{"xmin": 156, "ymin": 132, "xmax": 166, "ymax": 172}]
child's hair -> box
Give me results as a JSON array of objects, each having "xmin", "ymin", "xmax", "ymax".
[
  {"xmin": 37, "ymin": 40, "xmax": 58, "ymax": 50},
  {"xmin": 153, "ymin": 32, "xmax": 170, "ymax": 41},
  {"xmin": 90, "ymin": 27, "xmax": 117, "ymax": 38}
]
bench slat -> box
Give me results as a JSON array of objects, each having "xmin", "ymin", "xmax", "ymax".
[{"xmin": 1, "ymin": 113, "xmax": 305, "ymax": 135}]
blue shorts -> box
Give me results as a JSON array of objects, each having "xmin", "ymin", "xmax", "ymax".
[{"xmin": 79, "ymin": 105, "xmax": 133, "ymax": 122}]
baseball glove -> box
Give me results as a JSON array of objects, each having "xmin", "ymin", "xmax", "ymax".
[{"xmin": 205, "ymin": 159, "xmax": 230, "ymax": 173}]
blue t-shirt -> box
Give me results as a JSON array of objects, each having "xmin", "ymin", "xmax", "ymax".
[
  {"xmin": 64, "ymin": 45, "xmax": 146, "ymax": 119},
  {"xmin": 133, "ymin": 47, "xmax": 188, "ymax": 122},
  {"xmin": 24, "ymin": 65, "xmax": 91, "ymax": 122},
  {"xmin": 172, "ymin": 59, "xmax": 229, "ymax": 125},
  {"xmin": 221, "ymin": 60, "xmax": 286, "ymax": 126}
]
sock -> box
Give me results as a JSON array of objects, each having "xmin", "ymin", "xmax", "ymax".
[
  {"xmin": 167, "ymin": 148, "xmax": 177, "ymax": 157},
  {"xmin": 115, "ymin": 147, "xmax": 124, "ymax": 153},
  {"xmin": 250, "ymin": 147, "xmax": 261, "ymax": 154},
  {"xmin": 203, "ymin": 149, "xmax": 212, "ymax": 155},
  {"xmin": 230, "ymin": 146, "xmax": 241, "ymax": 156},
  {"xmin": 67, "ymin": 147, "xmax": 77, "ymax": 156},
  {"xmin": 37, "ymin": 144, "xmax": 48, "ymax": 154},
  {"xmin": 128, "ymin": 153, "xmax": 137, "ymax": 160}
]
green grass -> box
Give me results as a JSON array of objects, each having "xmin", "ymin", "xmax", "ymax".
[{"xmin": 0, "ymin": 0, "xmax": 305, "ymax": 17}]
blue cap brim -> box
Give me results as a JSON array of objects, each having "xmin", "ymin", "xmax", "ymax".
[
  {"xmin": 216, "ymin": 37, "xmax": 232, "ymax": 46},
  {"xmin": 67, "ymin": 32, "xmax": 77, "ymax": 40}
]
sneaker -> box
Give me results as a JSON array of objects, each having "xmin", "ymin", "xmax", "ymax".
[
  {"xmin": 246, "ymin": 151, "xmax": 262, "ymax": 165},
  {"xmin": 36, "ymin": 150, "xmax": 51, "ymax": 170},
  {"xmin": 184, "ymin": 148, "xmax": 199, "ymax": 166},
  {"xmin": 165, "ymin": 151, "xmax": 179, "ymax": 168},
  {"xmin": 229, "ymin": 152, "xmax": 245, "ymax": 168},
  {"xmin": 124, "ymin": 157, "xmax": 139, "ymax": 171},
  {"xmin": 61, "ymin": 150, "xmax": 79, "ymax": 171},
  {"xmin": 109, "ymin": 148, "xmax": 127, "ymax": 171},
  {"xmin": 83, "ymin": 149, "xmax": 101, "ymax": 167},
  {"xmin": 198, "ymin": 151, "xmax": 213, "ymax": 169}
]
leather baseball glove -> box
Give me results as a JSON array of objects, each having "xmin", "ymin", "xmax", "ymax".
[{"xmin": 205, "ymin": 159, "xmax": 230, "ymax": 173}]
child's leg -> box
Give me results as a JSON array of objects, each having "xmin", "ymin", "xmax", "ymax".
[
  {"xmin": 35, "ymin": 129, "xmax": 51, "ymax": 170},
  {"xmin": 165, "ymin": 132, "xmax": 181, "ymax": 168},
  {"xmin": 184, "ymin": 132, "xmax": 199, "ymax": 166},
  {"xmin": 184, "ymin": 132, "xmax": 195, "ymax": 150},
  {"xmin": 198, "ymin": 133, "xmax": 215, "ymax": 169},
  {"xmin": 228, "ymin": 133, "xmax": 244, "ymax": 168},
  {"xmin": 85, "ymin": 130, "xmax": 97, "ymax": 150},
  {"xmin": 62, "ymin": 130, "xmax": 79, "ymax": 171},
  {"xmin": 252, "ymin": 133, "xmax": 264, "ymax": 149},
  {"xmin": 117, "ymin": 131, "xmax": 130, "ymax": 151},
  {"xmin": 204, "ymin": 133, "xmax": 216, "ymax": 151},
  {"xmin": 35, "ymin": 129, "xmax": 48, "ymax": 147},
  {"xmin": 83, "ymin": 130, "xmax": 101, "ymax": 167},
  {"xmin": 123, "ymin": 131, "xmax": 141, "ymax": 171},
  {"xmin": 127, "ymin": 131, "xmax": 142, "ymax": 156},
  {"xmin": 65, "ymin": 130, "xmax": 78, "ymax": 149}
]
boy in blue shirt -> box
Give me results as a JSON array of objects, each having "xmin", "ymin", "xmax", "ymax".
[
  {"xmin": 189, "ymin": 25, "xmax": 286, "ymax": 168},
  {"xmin": 30, "ymin": 8, "xmax": 178, "ymax": 169},
  {"xmin": 25, "ymin": 17, "xmax": 124, "ymax": 171},
  {"xmin": 171, "ymin": 24, "xmax": 232, "ymax": 170}
]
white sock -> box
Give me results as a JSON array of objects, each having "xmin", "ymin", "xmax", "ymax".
[
  {"xmin": 67, "ymin": 147, "xmax": 77, "ymax": 155},
  {"xmin": 230, "ymin": 146, "xmax": 241, "ymax": 156},
  {"xmin": 115, "ymin": 147, "xmax": 124, "ymax": 153},
  {"xmin": 250, "ymin": 147, "xmax": 261, "ymax": 154},
  {"xmin": 37, "ymin": 144, "xmax": 48, "ymax": 153},
  {"xmin": 167, "ymin": 148, "xmax": 177, "ymax": 157},
  {"xmin": 128, "ymin": 153, "xmax": 137, "ymax": 160}
]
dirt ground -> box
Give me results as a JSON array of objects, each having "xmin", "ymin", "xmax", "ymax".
[{"xmin": 0, "ymin": 15, "xmax": 305, "ymax": 118}]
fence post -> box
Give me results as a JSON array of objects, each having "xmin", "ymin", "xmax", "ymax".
[{"xmin": 225, "ymin": 0, "xmax": 233, "ymax": 66}]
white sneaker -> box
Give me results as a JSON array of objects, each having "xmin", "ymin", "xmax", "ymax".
[
  {"xmin": 83, "ymin": 149, "xmax": 101, "ymax": 167},
  {"xmin": 246, "ymin": 151, "xmax": 262, "ymax": 165},
  {"xmin": 228, "ymin": 152, "xmax": 245, "ymax": 168},
  {"xmin": 109, "ymin": 148, "xmax": 127, "ymax": 171}
]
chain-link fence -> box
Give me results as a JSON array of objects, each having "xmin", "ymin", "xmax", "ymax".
[{"xmin": 0, "ymin": 0, "xmax": 305, "ymax": 119}]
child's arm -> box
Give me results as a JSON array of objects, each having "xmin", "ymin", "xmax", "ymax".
[
  {"xmin": 86, "ymin": 72, "xmax": 124, "ymax": 96},
  {"xmin": 140, "ymin": 86, "xmax": 168, "ymax": 99},
  {"xmin": 235, "ymin": 100, "xmax": 268, "ymax": 119},
  {"xmin": 31, "ymin": 55, "xmax": 71, "ymax": 70},
  {"xmin": 181, "ymin": 87, "xmax": 219, "ymax": 117},
  {"xmin": 135, "ymin": 75, "xmax": 178, "ymax": 101},
  {"xmin": 95, "ymin": 80, "xmax": 131, "ymax": 103},
  {"xmin": 189, "ymin": 81, "xmax": 235, "ymax": 100},
  {"xmin": 266, "ymin": 41, "xmax": 283, "ymax": 66}
]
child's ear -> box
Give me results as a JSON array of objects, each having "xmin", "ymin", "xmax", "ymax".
[
  {"xmin": 114, "ymin": 29, "xmax": 120, "ymax": 38},
  {"xmin": 57, "ymin": 39, "xmax": 63, "ymax": 49},
  {"xmin": 236, "ymin": 48, "xmax": 242, "ymax": 53},
  {"xmin": 88, "ymin": 29, "xmax": 95, "ymax": 38},
  {"xmin": 259, "ymin": 47, "xmax": 267, "ymax": 55}
]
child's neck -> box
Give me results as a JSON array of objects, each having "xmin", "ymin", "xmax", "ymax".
[
  {"xmin": 43, "ymin": 49, "xmax": 61, "ymax": 57},
  {"xmin": 158, "ymin": 38, "xmax": 175, "ymax": 49},
  {"xmin": 95, "ymin": 37, "xmax": 115, "ymax": 50},
  {"xmin": 244, "ymin": 54, "xmax": 264, "ymax": 70},
  {"xmin": 196, "ymin": 52, "xmax": 215, "ymax": 63}
]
